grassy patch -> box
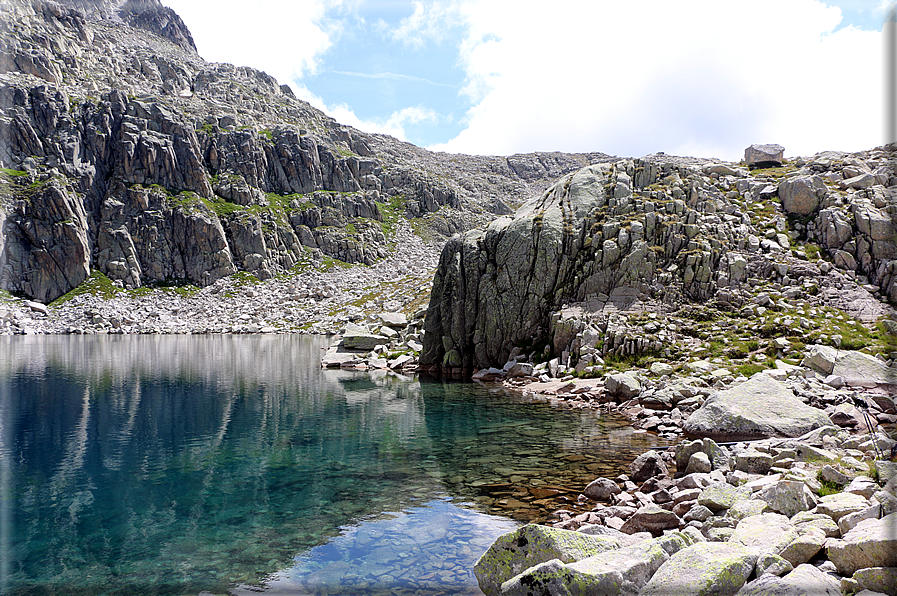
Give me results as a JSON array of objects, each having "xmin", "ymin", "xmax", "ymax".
[
  {"xmin": 50, "ymin": 270, "xmax": 122, "ymax": 306},
  {"xmin": 816, "ymin": 472, "xmax": 845, "ymax": 497},
  {"xmin": 1, "ymin": 168, "xmax": 28, "ymax": 178},
  {"xmin": 377, "ymin": 194, "xmax": 407, "ymax": 240}
]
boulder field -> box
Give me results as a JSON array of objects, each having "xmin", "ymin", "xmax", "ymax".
[{"xmin": 474, "ymin": 425, "xmax": 897, "ymax": 596}]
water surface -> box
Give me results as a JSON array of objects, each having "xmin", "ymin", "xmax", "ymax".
[{"xmin": 0, "ymin": 335, "xmax": 668, "ymax": 595}]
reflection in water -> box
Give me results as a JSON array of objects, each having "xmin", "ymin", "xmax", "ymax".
[
  {"xmin": 235, "ymin": 499, "xmax": 517, "ymax": 595},
  {"xmin": 0, "ymin": 335, "xmax": 668, "ymax": 595}
]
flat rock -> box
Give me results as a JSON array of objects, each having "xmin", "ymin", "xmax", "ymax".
[
  {"xmin": 620, "ymin": 504, "xmax": 682, "ymax": 536},
  {"xmin": 640, "ymin": 541, "xmax": 758, "ymax": 596},
  {"xmin": 378, "ymin": 312, "xmax": 408, "ymax": 327},
  {"xmin": 683, "ymin": 373, "xmax": 830, "ymax": 441},
  {"xmin": 730, "ymin": 513, "xmax": 798, "ymax": 556},
  {"xmin": 473, "ymin": 523, "xmax": 621, "ymax": 595},
  {"xmin": 341, "ymin": 323, "xmax": 388, "ymax": 350},
  {"xmin": 735, "ymin": 563, "xmax": 841, "ymax": 595},
  {"xmin": 816, "ymin": 492, "xmax": 870, "ymax": 522},
  {"xmin": 745, "ymin": 144, "xmax": 785, "ymax": 167},
  {"xmin": 826, "ymin": 512, "xmax": 897, "ymax": 575},
  {"xmin": 832, "ymin": 350, "xmax": 897, "ymax": 386}
]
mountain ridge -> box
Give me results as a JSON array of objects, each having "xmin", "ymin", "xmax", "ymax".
[{"xmin": 0, "ymin": 0, "xmax": 614, "ymax": 303}]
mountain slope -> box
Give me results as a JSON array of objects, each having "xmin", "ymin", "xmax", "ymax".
[{"xmin": 0, "ymin": 0, "xmax": 611, "ymax": 302}]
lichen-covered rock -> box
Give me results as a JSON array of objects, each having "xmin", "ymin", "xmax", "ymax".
[
  {"xmin": 778, "ymin": 527, "xmax": 826, "ymax": 566},
  {"xmin": 683, "ymin": 373, "xmax": 830, "ymax": 441},
  {"xmin": 827, "ymin": 512, "xmax": 897, "ymax": 575},
  {"xmin": 640, "ymin": 541, "xmax": 758, "ymax": 596},
  {"xmin": 726, "ymin": 499, "xmax": 770, "ymax": 521},
  {"xmin": 758, "ymin": 480, "xmax": 818, "ymax": 518},
  {"xmin": 754, "ymin": 553, "xmax": 793, "ymax": 577},
  {"xmin": 851, "ymin": 567, "xmax": 897, "ymax": 596},
  {"xmin": 730, "ymin": 513, "xmax": 798, "ymax": 556},
  {"xmin": 790, "ymin": 511, "xmax": 840, "ymax": 538},
  {"xmin": 473, "ymin": 524, "xmax": 621, "ymax": 596},
  {"xmin": 698, "ymin": 483, "xmax": 750, "ymax": 513},
  {"xmin": 735, "ymin": 563, "xmax": 841, "ymax": 596},
  {"xmin": 500, "ymin": 531, "xmax": 694, "ymax": 596},
  {"xmin": 816, "ymin": 492, "xmax": 870, "ymax": 522}
]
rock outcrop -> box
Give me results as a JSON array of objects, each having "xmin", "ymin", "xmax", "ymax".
[{"xmin": 421, "ymin": 146, "xmax": 897, "ymax": 373}]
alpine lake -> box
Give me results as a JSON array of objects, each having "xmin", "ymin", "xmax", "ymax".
[{"xmin": 0, "ymin": 335, "xmax": 671, "ymax": 595}]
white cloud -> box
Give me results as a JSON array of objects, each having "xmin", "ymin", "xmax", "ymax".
[
  {"xmin": 293, "ymin": 83, "xmax": 439, "ymax": 140},
  {"xmin": 430, "ymin": 0, "xmax": 883, "ymax": 160},
  {"xmin": 163, "ymin": 0, "xmax": 345, "ymax": 83},
  {"xmin": 389, "ymin": 0, "xmax": 462, "ymax": 47}
]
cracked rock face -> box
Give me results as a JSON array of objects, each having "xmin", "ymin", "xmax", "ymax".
[{"xmin": 421, "ymin": 143, "xmax": 897, "ymax": 372}]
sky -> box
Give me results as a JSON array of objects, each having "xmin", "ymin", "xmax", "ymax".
[{"xmin": 163, "ymin": 0, "xmax": 893, "ymax": 161}]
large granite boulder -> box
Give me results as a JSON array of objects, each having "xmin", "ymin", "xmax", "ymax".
[
  {"xmin": 730, "ymin": 513, "xmax": 798, "ymax": 556},
  {"xmin": 640, "ymin": 542, "xmax": 758, "ymax": 596},
  {"xmin": 682, "ymin": 373, "xmax": 830, "ymax": 441},
  {"xmin": 826, "ymin": 512, "xmax": 897, "ymax": 575},
  {"xmin": 473, "ymin": 524, "xmax": 621, "ymax": 595},
  {"xmin": 745, "ymin": 144, "xmax": 784, "ymax": 168},
  {"xmin": 778, "ymin": 175, "xmax": 826, "ymax": 215},
  {"xmin": 831, "ymin": 350, "xmax": 897, "ymax": 387},
  {"xmin": 340, "ymin": 323, "xmax": 388, "ymax": 351},
  {"xmin": 500, "ymin": 531, "xmax": 695, "ymax": 596}
]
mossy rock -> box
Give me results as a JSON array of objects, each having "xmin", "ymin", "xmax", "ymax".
[{"xmin": 473, "ymin": 524, "xmax": 621, "ymax": 596}]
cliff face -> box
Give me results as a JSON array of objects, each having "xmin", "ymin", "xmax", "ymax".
[
  {"xmin": 421, "ymin": 151, "xmax": 897, "ymax": 372},
  {"xmin": 0, "ymin": 0, "xmax": 610, "ymax": 302}
]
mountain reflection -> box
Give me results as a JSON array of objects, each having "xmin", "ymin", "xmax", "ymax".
[
  {"xmin": 1, "ymin": 335, "xmax": 442, "ymax": 595},
  {"xmin": 0, "ymin": 335, "xmax": 669, "ymax": 595}
]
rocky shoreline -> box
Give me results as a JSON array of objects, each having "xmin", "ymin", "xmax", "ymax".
[{"xmin": 473, "ymin": 422, "xmax": 897, "ymax": 595}]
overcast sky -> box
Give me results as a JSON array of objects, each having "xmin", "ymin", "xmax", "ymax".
[{"xmin": 163, "ymin": 0, "xmax": 892, "ymax": 161}]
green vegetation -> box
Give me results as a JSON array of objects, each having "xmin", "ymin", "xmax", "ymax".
[
  {"xmin": 377, "ymin": 195, "xmax": 407, "ymax": 240},
  {"xmin": 816, "ymin": 472, "xmax": 845, "ymax": 497},
  {"xmin": 1, "ymin": 168, "xmax": 28, "ymax": 178},
  {"xmin": 50, "ymin": 270, "xmax": 122, "ymax": 306}
]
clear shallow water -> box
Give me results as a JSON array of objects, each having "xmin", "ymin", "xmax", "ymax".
[{"xmin": 0, "ymin": 335, "xmax": 669, "ymax": 595}]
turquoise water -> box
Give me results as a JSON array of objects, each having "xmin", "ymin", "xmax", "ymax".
[{"xmin": 0, "ymin": 335, "xmax": 668, "ymax": 595}]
